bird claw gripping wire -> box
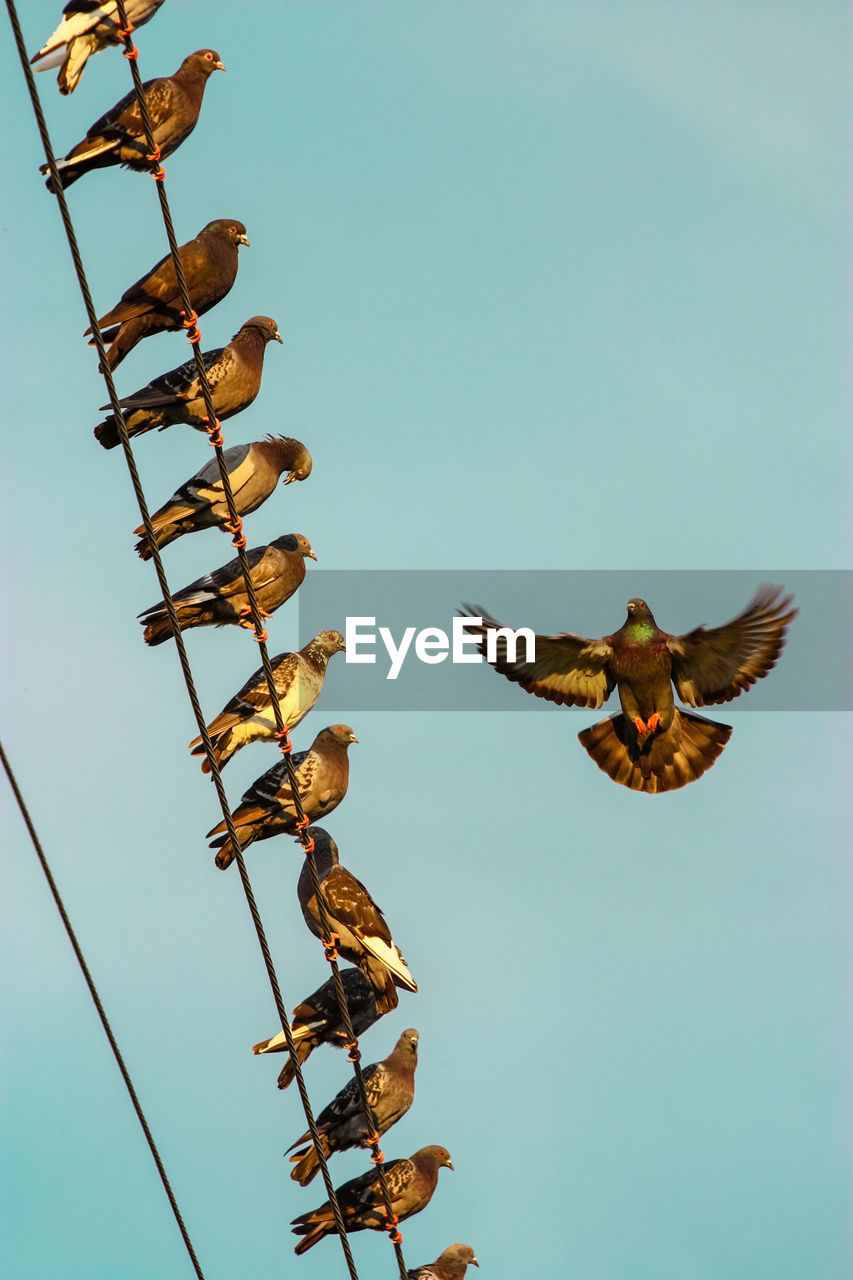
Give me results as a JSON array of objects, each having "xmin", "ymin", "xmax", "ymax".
[
  {"xmin": 146, "ymin": 145, "xmax": 165, "ymax": 181},
  {"xmin": 274, "ymin": 725, "xmax": 292, "ymax": 755},
  {"xmin": 122, "ymin": 43, "xmax": 139, "ymax": 60},
  {"xmin": 221, "ymin": 515, "xmax": 246, "ymax": 549},
  {"xmin": 345, "ymin": 1038, "xmax": 361, "ymax": 1064},
  {"xmin": 370, "ymin": 1147, "xmax": 385, "ymax": 1165},
  {"xmin": 204, "ymin": 418, "xmax": 224, "ymax": 448},
  {"xmin": 383, "ymin": 1214, "xmax": 402, "ymax": 1243},
  {"xmin": 180, "ymin": 309, "xmax": 201, "ymax": 346},
  {"xmin": 115, "ymin": 20, "xmax": 135, "ymax": 38},
  {"xmin": 295, "ymin": 814, "xmax": 310, "ymax": 832}
]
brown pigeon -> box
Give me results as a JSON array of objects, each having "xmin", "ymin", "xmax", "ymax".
[
  {"xmin": 252, "ymin": 968, "xmax": 383, "ymax": 1090},
  {"xmin": 41, "ymin": 50, "xmax": 224, "ymax": 192},
  {"xmin": 286, "ymin": 1028, "xmax": 419, "ymax": 1186},
  {"xmin": 206, "ymin": 727, "xmax": 357, "ymax": 869},
  {"xmin": 138, "ymin": 533, "xmax": 315, "ymax": 646},
  {"xmin": 189, "ymin": 630, "xmax": 345, "ymax": 772},
  {"xmin": 460, "ymin": 585, "xmax": 796, "ymax": 794},
  {"xmin": 30, "ymin": 1, "xmax": 166, "ymax": 96},
  {"xmin": 408, "ymin": 1245, "xmax": 480, "ymax": 1279},
  {"xmin": 86, "ymin": 218, "xmax": 249, "ymax": 370},
  {"xmin": 96, "ymin": 318, "xmax": 284, "ymax": 449},
  {"xmin": 291, "ymin": 1144, "xmax": 453, "ymax": 1255},
  {"xmin": 298, "ymin": 828, "xmax": 417, "ymax": 1014},
  {"xmin": 132, "ymin": 437, "xmax": 312, "ymax": 558}
]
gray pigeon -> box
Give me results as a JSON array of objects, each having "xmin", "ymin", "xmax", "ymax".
[
  {"xmin": 408, "ymin": 1245, "xmax": 480, "ymax": 1279},
  {"xmin": 286, "ymin": 1028, "xmax": 419, "ymax": 1185},
  {"xmin": 207, "ymin": 727, "xmax": 358, "ymax": 869},
  {"xmin": 138, "ymin": 533, "xmax": 315, "ymax": 646},
  {"xmin": 30, "ymin": 1, "xmax": 167, "ymax": 95},
  {"xmin": 189, "ymin": 630, "xmax": 345, "ymax": 772},
  {"xmin": 42, "ymin": 49, "xmax": 224, "ymax": 191},
  {"xmin": 292, "ymin": 1145, "xmax": 453, "ymax": 1255},
  {"xmin": 96, "ymin": 317, "xmax": 284, "ymax": 449},
  {"xmin": 298, "ymin": 828, "xmax": 417, "ymax": 1015}
]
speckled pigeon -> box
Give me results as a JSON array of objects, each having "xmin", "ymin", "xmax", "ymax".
[
  {"xmin": 189, "ymin": 630, "xmax": 344, "ymax": 772},
  {"xmin": 96, "ymin": 317, "xmax": 283, "ymax": 449},
  {"xmin": 286, "ymin": 1028, "xmax": 418, "ymax": 1185},
  {"xmin": 86, "ymin": 218, "xmax": 249, "ymax": 370},
  {"xmin": 41, "ymin": 50, "xmax": 224, "ymax": 192},
  {"xmin": 291, "ymin": 1145, "xmax": 453, "ymax": 1255},
  {"xmin": 30, "ymin": 1, "xmax": 166, "ymax": 95},
  {"xmin": 298, "ymin": 828, "xmax": 417, "ymax": 1014},
  {"xmin": 138, "ymin": 533, "xmax": 315, "ymax": 646},
  {"xmin": 252, "ymin": 968, "xmax": 382, "ymax": 1090},
  {"xmin": 132, "ymin": 436, "xmax": 311, "ymax": 558},
  {"xmin": 408, "ymin": 1245, "xmax": 480, "ymax": 1279},
  {"xmin": 206, "ymin": 727, "xmax": 357, "ymax": 869},
  {"xmin": 460, "ymin": 585, "xmax": 796, "ymax": 793}
]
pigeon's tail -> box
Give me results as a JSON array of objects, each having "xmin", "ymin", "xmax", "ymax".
[
  {"xmin": 252, "ymin": 1023, "xmax": 313, "ymax": 1056},
  {"xmin": 58, "ymin": 35, "xmax": 99, "ymax": 95},
  {"xmin": 365, "ymin": 961, "xmax": 401, "ymax": 1016},
  {"xmin": 292, "ymin": 1205, "xmax": 335, "ymax": 1255},
  {"xmin": 287, "ymin": 1135, "xmax": 328, "ymax": 1187},
  {"xmin": 188, "ymin": 728, "xmax": 234, "ymax": 774},
  {"xmin": 208, "ymin": 818, "xmax": 256, "ymax": 870},
  {"xmin": 141, "ymin": 610, "xmax": 175, "ymax": 647},
  {"xmin": 42, "ymin": 159, "xmax": 84, "ymax": 193},
  {"xmin": 578, "ymin": 709, "xmax": 732, "ymax": 794},
  {"xmin": 98, "ymin": 409, "xmax": 162, "ymax": 453},
  {"xmin": 277, "ymin": 1045, "xmax": 310, "ymax": 1090}
]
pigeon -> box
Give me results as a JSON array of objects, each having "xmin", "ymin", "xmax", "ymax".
[
  {"xmin": 291, "ymin": 1145, "xmax": 453, "ymax": 1255},
  {"xmin": 460, "ymin": 585, "xmax": 796, "ymax": 793},
  {"xmin": 286, "ymin": 1028, "xmax": 418, "ymax": 1186},
  {"xmin": 41, "ymin": 50, "xmax": 224, "ymax": 192},
  {"xmin": 132, "ymin": 436, "xmax": 311, "ymax": 558},
  {"xmin": 30, "ymin": 1, "xmax": 166, "ymax": 95},
  {"xmin": 207, "ymin": 728, "xmax": 357, "ymax": 869},
  {"xmin": 252, "ymin": 968, "xmax": 382, "ymax": 1090},
  {"xmin": 86, "ymin": 218, "xmax": 249, "ymax": 370},
  {"xmin": 298, "ymin": 828, "xmax": 417, "ymax": 1015},
  {"xmin": 189, "ymin": 630, "xmax": 345, "ymax": 772},
  {"xmin": 138, "ymin": 533, "xmax": 315, "ymax": 647},
  {"xmin": 408, "ymin": 1245, "xmax": 480, "ymax": 1279},
  {"xmin": 96, "ymin": 317, "xmax": 284, "ymax": 449}
]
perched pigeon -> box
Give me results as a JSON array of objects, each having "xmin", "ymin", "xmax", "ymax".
[
  {"xmin": 189, "ymin": 630, "xmax": 345, "ymax": 772},
  {"xmin": 298, "ymin": 828, "xmax": 417, "ymax": 1015},
  {"xmin": 30, "ymin": 1, "xmax": 166, "ymax": 95},
  {"xmin": 291, "ymin": 1145, "xmax": 453, "ymax": 1255},
  {"xmin": 138, "ymin": 533, "xmax": 315, "ymax": 647},
  {"xmin": 252, "ymin": 968, "xmax": 382, "ymax": 1090},
  {"xmin": 408, "ymin": 1245, "xmax": 480, "ymax": 1280},
  {"xmin": 460, "ymin": 585, "xmax": 796, "ymax": 793},
  {"xmin": 207, "ymin": 727, "xmax": 357, "ymax": 869},
  {"xmin": 96, "ymin": 317, "xmax": 283, "ymax": 449},
  {"xmin": 86, "ymin": 218, "xmax": 249, "ymax": 370},
  {"xmin": 41, "ymin": 50, "xmax": 224, "ymax": 192},
  {"xmin": 286, "ymin": 1028, "xmax": 419, "ymax": 1185},
  {"xmin": 132, "ymin": 436, "xmax": 311, "ymax": 558}
]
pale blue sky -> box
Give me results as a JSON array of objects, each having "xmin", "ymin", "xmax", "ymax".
[{"xmin": 2, "ymin": 3, "xmax": 850, "ymax": 1279}]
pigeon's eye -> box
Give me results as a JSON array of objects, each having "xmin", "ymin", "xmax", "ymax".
[
  {"xmin": 205, "ymin": 52, "xmax": 213, "ymax": 60},
  {"xmin": 228, "ymin": 225, "xmax": 236, "ymax": 233}
]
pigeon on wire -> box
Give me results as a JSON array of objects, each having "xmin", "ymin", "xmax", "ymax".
[
  {"xmin": 41, "ymin": 50, "xmax": 224, "ymax": 192},
  {"xmin": 96, "ymin": 317, "xmax": 284, "ymax": 449},
  {"xmin": 30, "ymin": 1, "xmax": 166, "ymax": 95},
  {"xmin": 252, "ymin": 968, "xmax": 382, "ymax": 1090},
  {"xmin": 291, "ymin": 1144, "xmax": 453, "ymax": 1255},
  {"xmin": 298, "ymin": 827, "xmax": 417, "ymax": 1014},
  {"xmin": 206, "ymin": 728, "xmax": 357, "ymax": 869},
  {"xmin": 408, "ymin": 1245, "xmax": 480, "ymax": 1279},
  {"xmin": 460, "ymin": 585, "xmax": 796, "ymax": 793},
  {"xmin": 286, "ymin": 1028, "xmax": 418, "ymax": 1185},
  {"xmin": 85, "ymin": 218, "xmax": 249, "ymax": 370},
  {"xmin": 133, "ymin": 437, "xmax": 311, "ymax": 559},
  {"xmin": 188, "ymin": 630, "xmax": 345, "ymax": 772},
  {"xmin": 138, "ymin": 533, "xmax": 315, "ymax": 647}
]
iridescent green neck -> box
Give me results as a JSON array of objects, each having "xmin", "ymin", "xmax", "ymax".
[{"xmin": 625, "ymin": 618, "xmax": 656, "ymax": 641}]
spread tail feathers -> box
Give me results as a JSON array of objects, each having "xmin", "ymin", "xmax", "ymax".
[{"xmin": 579, "ymin": 709, "xmax": 731, "ymax": 794}]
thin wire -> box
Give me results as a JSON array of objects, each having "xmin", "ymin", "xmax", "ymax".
[
  {"xmin": 0, "ymin": 740, "xmax": 207, "ymax": 1280},
  {"xmin": 5, "ymin": 5, "xmax": 360, "ymax": 1275}
]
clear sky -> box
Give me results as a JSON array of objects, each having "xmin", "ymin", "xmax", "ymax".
[{"xmin": 1, "ymin": 3, "xmax": 850, "ymax": 1279}]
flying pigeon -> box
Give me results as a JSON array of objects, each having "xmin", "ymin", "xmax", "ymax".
[
  {"xmin": 41, "ymin": 50, "xmax": 224, "ymax": 192},
  {"xmin": 408, "ymin": 1245, "xmax": 480, "ymax": 1279},
  {"xmin": 30, "ymin": 1, "xmax": 166, "ymax": 95},
  {"xmin": 252, "ymin": 968, "xmax": 382, "ymax": 1090},
  {"xmin": 206, "ymin": 727, "xmax": 357, "ymax": 869},
  {"xmin": 132, "ymin": 436, "xmax": 311, "ymax": 558},
  {"xmin": 291, "ymin": 1145, "xmax": 453, "ymax": 1255},
  {"xmin": 297, "ymin": 827, "xmax": 417, "ymax": 1014},
  {"xmin": 286, "ymin": 1028, "xmax": 419, "ymax": 1185},
  {"xmin": 460, "ymin": 585, "xmax": 796, "ymax": 793},
  {"xmin": 96, "ymin": 317, "xmax": 284, "ymax": 449},
  {"xmin": 189, "ymin": 630, "xmax": 345, "ymax": 772},
  {"xmin": 138, "ymin": 533, "xmax": 315, "ymax": 647},
  {"xmin": 85, "ymin": 218, "xmax": 249, "ymax": 370}
]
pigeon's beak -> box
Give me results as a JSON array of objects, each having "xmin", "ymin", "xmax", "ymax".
[
  {"xmin": 349, "ymin": 734, "xmax": 359, "ymax": 744},
  {"xmin": 445, "ymin": 1159, "xmax": 455, "ymax": 1171},
  {"xmin": 307, "ymin": 549, "xmax": 317, "ymax": 561},
  {"xmin": 273, "ymin": 329, "xmax": 284, "ymax": 343},
  {"xmin": 282, "ymin": 472, "xmax": 296, "ymax": 485},
  {"xmin": 214, "ymin": 60, "xmax": 226, "ymax": 71},
  {"xmin": 237, "ymin": 233, "xmax": 250, "ymax": 247},
  {"xmin": 471, "ymin": 1260, "xmax": 479, "ymax": 1269}
]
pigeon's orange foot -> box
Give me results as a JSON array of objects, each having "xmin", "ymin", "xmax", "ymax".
[
  {"xmin": 237, "ymin": 604, "xmax": 272, "ymax": 630},
  {"xmin": 633, "ymin": 716, "xmax": 647, "ymax": 736},
  {"xmin": 646, "ymin": 712, "xmax": 660, "ymax": 734}
]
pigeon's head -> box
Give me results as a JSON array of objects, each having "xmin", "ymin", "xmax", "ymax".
[
  {"xmin": 290, "ymin": 534, "xmax": 317, "ymax": 561},
  {"xmin": 441, "ymin": 1245, "xmax": 479, "ymax": 1270},
  {"xmin": 395, "ymin": 1028, "xmax": 419, "ymax": 1062},
  {"xmin": 202, "ymin": 219, "xmax": 250, "ymax": 247},
  {"xmin": 625, "ymin": 598, "xmax": 655, "ymax": 623},
  {"xmin": 240, "ymin": 315, "xmax": 283, "ymax": 345},
  {"xmin": 318, "ymin": 724, "xmax": 359, "ymax": 750},
  {"xmin": 417, "ymin": 1144, "xmax": 454, "ymax": 1172},
  {"xmin": 312, "ymin": 630, "xmax": 346, "ymax": 657},
  {"xmin": 304, "ymin": 826, "xmax": 339, "ymax": 865},
  {"xmin": 183, "ymin": 49, "xmax": 226, "ymax": 77}
]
